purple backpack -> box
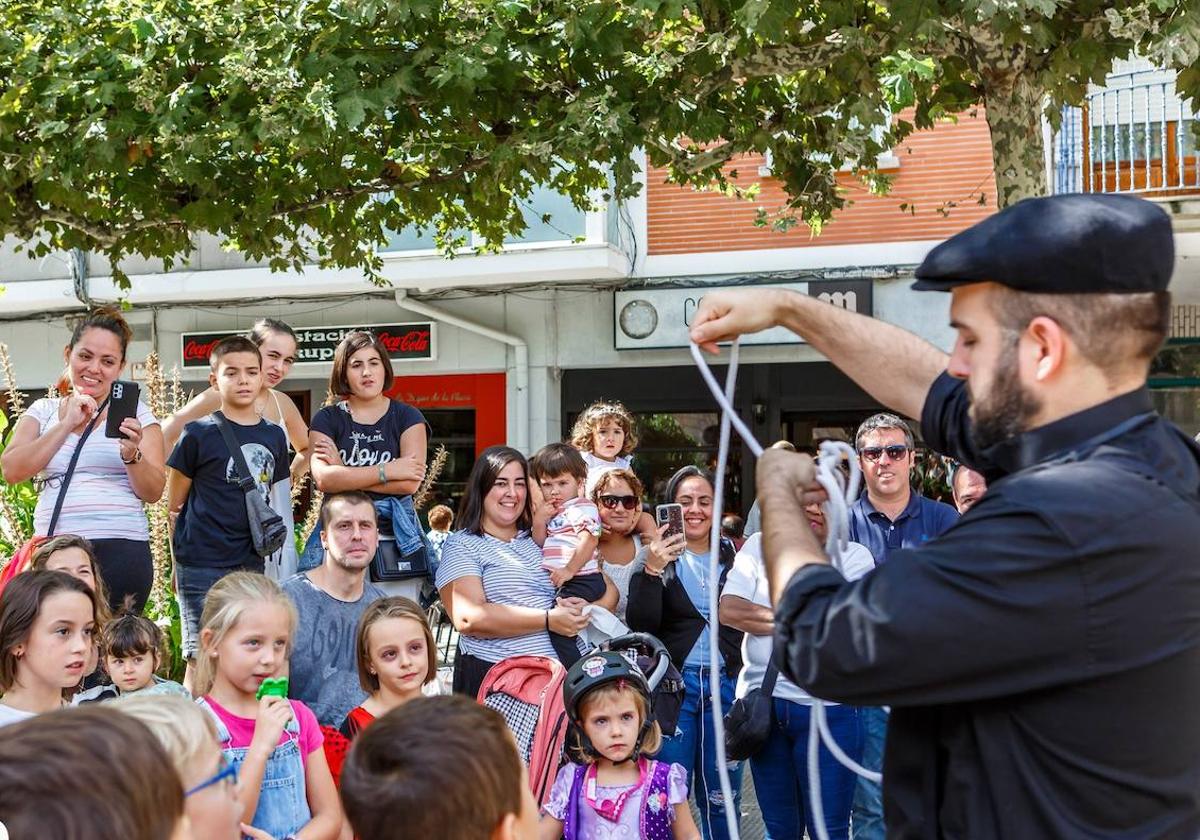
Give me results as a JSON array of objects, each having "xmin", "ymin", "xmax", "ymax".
[{"xmin": 561, "ymin": 759, "xmax": 674, "ymax": 840}]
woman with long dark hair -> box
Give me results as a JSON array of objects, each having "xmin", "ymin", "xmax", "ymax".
[
  {"xmin": 626, "ymin": 465, "xmax": 745, "ymax": 840},
  {"xmin": 307, "ymin": 330, "xmax": 429, "ymax": 603},
  {"xmin": 435, "ymin": 446, "xmax": 609, "ymax": 698}
]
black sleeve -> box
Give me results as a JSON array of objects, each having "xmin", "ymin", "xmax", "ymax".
[
  {"xmin": 625, "ymin": 571, "xmax": 666, "ymax": 637},
  {"xmin": 394, "ymin": 401, "xmax": 431, "ymax": 437},
  {"xmin": 772, "ymin": 502, "xmax": 1092, "ymax": 706},
  {"xmin": 166, "ymin": 424, "xmax": 200, "ymax": 477},
  {"xmin": 271, "ymin": 426, "xmax": 290, "ymax": 483},
  {"xmin": 309, "ymin": 405, "xmax": 341, "ymax": 441},
  {"xmin": 920, "ymin": 371, "xmax": 998, "ymax": 477}
]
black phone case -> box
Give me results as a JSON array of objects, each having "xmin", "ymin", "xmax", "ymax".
[{"xmin": 104, "ymin": 380, "xmax": 140, "ymax": 438}]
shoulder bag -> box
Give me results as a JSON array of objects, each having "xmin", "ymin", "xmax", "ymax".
[
  {"xmin": 212, "ymin": 411, "xmax": 287, "ymax": 558},
  {"xmin": 723, "ymin": 659, "xmax": 780, "ymax": 760}
]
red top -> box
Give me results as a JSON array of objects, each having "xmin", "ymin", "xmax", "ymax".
[{"xmin": 323, "ymin": 705, "xmax": 377, "ymax": 787}]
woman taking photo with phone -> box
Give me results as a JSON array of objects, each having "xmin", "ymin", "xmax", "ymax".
[
  {"xmin": 163, "ymin": 318, "xmax": 309, "ymax": 580},
  {"xmin": 625, "ymin": 465, "xmax": 745, "ymax": 840},
  {"xmin": 1, "ymin": 308, "xmax": 166, "ymax": 613}
]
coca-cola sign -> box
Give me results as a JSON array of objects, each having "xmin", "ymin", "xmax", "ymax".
[{"xmin": 181, "ymin": 322, "xmax": 437, "ymax": 368}]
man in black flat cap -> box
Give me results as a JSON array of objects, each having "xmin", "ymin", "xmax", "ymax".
[{"xmin": 690, "ymin": 194, "xmax": 1200, "ymax": 840}]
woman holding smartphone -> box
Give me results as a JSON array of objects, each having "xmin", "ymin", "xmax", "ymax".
[
  {"xmin": 625, "ymin": 465, "xmax": 745, "ymax": 840},
  {"xmin": 1, "ymin": 309, "xmax": 166, "ymax": 613},
  {"xmin": 163, "ymin": 318, "xmax": 309, "ymax": 580}
]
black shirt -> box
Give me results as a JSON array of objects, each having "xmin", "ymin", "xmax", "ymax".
[
  {"xmin": 773, "ymin": 372, "xmax": 1200, "ymax": 839},
  {"xmin": 168, "ymin": 416, "xmax": 289, "ymax": 568},
  {"xmin": 310, "ymin": 400, "xmax": 427, "ymax": 501}
]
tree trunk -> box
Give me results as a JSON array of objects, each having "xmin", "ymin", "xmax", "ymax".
[{"xmin": 968, "ymin": 25, "xmax": 1050, "ymax": 207}]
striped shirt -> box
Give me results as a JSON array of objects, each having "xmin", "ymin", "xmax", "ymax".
[
  {"xmin": 541, "ymin": 497, "xmax": 602, "ymax": 575},
  {"xmin": 27, "ymin": 398, "xmax": 159, "ymax": 540},
  {"xmin": 435, "ymin": 530, "xmax": 559, "ymax": 662}
]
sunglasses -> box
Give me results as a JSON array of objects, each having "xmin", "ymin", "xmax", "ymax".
[
  {"xmin": 598, "ymin": 494, "xmax": 640, "ymax": 511},
  {"xmin": 859, "ymin": 445, "xmax": 910, "ymax": 462},
  {"xmin": 185, "ymin": 755, "xmax": 238, "ymax": 797}
]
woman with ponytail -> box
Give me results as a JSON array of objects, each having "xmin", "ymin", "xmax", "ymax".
[{"xmin": 1, "ymin": 308, "xmax": 165, "ymax": 613}]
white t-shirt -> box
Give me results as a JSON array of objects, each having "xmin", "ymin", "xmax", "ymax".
[
  {"xmin": 26, "ymin": 397, "xmax": 159, "ymax": 540},
  {"xmin": 582, "ymin": 451, "xmax": 632, "ymax": 495},
  {"xmin": 723, "ymin": 532, "xmax": 875, "ymax": 704},
  {"xmin": 0, "ymin": 703, "xmax": 37, "ymax": 728}
]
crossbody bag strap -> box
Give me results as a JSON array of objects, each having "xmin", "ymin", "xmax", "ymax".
[
  {"xmin": 761, "ymin": 658, "xmax": 780, "ymax": 699},
  {"xmin": 47, "ymin": 396, "xmax": 111, "ymax": 537},
  {"xmin": 212, "ymin": 411, "xmax": 255, "ymax": 492}
]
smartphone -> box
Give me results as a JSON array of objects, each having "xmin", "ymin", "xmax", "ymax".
[
  {"xmin": 655, "ymin": 503, "xmax": 684, "ymax": 540},
  {"xmin": 104, "ymin": 380, "xmax": 140, "ymax": 438}
]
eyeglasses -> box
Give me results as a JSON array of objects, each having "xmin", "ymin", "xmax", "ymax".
[
  {"xmin": 859, "ymin": 445, "xmax": 910, "ymax": 462},
  {"xmin": 185, "ymin": 756, "xmax": 238, "ymax": 797},
  {"xmin": 598, "ymin": 494, "xmax": 639, "ymax": 511}
]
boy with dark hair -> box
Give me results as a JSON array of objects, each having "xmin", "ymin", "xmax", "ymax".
[
  {"xmin": 341, "ymin": 695, "xmax": 539, "ymax": 840},
  {"xmin": 529, "ymin": 443, "xmax": 607, "ymax": 665},
  {"xmin": 166, "ymin": 336, "xmax": 289, "ymax": 689}
]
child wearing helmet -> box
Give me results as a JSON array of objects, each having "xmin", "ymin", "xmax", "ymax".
[{"xmin": 539, "ymin": 651, "xmax": 700, "ymax": 840}]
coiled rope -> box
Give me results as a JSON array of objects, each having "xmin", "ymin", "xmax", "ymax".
[{"xmin": 690, "ymin": 342, "xmax": 880, "ymax": 840}]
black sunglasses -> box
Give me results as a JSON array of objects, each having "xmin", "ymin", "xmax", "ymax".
[
  {"xmin": 598, "ymin": 494, "xmax": 640, "ymax": 511},
  {"xmin": 859, "ymin": 445, "xmax": 910, "ymax": 462}
]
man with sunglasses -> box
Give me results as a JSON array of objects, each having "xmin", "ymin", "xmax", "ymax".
[
  {"xmin": 689, "ymin": 194, "xmax": 1200, "ymax": 840},
  {"xmin": 846, "ymin": 413, "xmax": 957, "ymax": 840}
]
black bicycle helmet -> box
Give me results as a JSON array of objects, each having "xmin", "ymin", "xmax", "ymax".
[{"xmin": 563, "ymin": 651, "xmax": 654, "ymax": 762}]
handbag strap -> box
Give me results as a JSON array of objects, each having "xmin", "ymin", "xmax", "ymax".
[
  {"xmin": 762, "ymin": 659, "xmax": 780, "ymax": 698},
  {"xmin": 47, "ymin": 396, "xmax": 111, "ymax": 537},
  {"xmin": 211, "ymin": 411, "xmax": 255, "ymax": 492}
]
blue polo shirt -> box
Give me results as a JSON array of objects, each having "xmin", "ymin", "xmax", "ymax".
[{"xmin": 848, "ymin": 489, "xmax": 958, "ymax": 566}]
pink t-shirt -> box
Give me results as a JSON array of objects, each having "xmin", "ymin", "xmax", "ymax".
[
  {"xmin": 203, "ymin": 695, "xmax": 323, "ymax": 766},
  {"xmin": 542, "ymin": 497, "xmax": 603, "ymax": 574}
]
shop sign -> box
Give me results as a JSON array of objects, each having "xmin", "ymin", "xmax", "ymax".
[
  {"xmin": 613, "ymin": 280, "xmax": 873, "ymax": 350},
  {"xmin": 181, "ymin": 322, "xmax": 437, "ymax": 368}
]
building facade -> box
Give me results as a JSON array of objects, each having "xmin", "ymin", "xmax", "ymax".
[{"xmin": 4, "ymin": 72, "xmax": 1200, "ymax": 514}]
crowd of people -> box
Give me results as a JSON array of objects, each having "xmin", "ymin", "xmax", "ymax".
[{"xmin": 0, "ymin": 300, "xmax": 989, "ymax": 840}]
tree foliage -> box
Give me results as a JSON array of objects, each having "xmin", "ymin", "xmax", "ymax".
[{"xmin": 0, "ymin": 0, "xmax": 1195, "ymax": 281}]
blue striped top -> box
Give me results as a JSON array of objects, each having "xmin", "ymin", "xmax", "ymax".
[{"xmin": 435, "ymin": 530, "xmax": 561, "ymax": 662}]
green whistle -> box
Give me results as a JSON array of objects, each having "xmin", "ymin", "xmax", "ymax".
[{"xmin": 256, "ymin": 676, "xmax": 289, "ymax": 701}]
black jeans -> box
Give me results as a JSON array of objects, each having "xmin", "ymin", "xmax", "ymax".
[
  {"xmin": 91, "ymin": 538, "xmax": 154, "ymax": 614},
  {"xmin": 452, "ymin": 650, "xmax": 499, "ymax": 700},
  {"xmin": 549, "ymin": 572, "xmax": 606, "ymax": 665}
]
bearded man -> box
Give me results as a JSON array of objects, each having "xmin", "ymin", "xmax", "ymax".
[{"xmin": 689, "ymin": 194, "xmax": 1200, "ymax": 840}]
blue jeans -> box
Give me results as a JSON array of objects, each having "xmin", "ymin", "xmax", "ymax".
[
  {"xmin": 658, "ymin": 665, "xmax": 743, "ymax": 840},
  {"xmin": 751, "ymin": 699, "xmax": 862, "ymax": 840},
  {"xmin": 175, "ymin": 563, "xmax": 258, "ymax": 658},
  {"xmin": 851, "ymin": 706, "xmax": 889, "ymax": 840}
]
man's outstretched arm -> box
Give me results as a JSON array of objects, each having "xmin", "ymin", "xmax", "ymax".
[{"xmin": 689, "ymin": 288, "xmax": 949, "ymax": 421}]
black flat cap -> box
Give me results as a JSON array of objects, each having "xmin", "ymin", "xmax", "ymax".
[{"xmin": 912, "ymin": 194, "xmax": 1174, "ymax": 293}]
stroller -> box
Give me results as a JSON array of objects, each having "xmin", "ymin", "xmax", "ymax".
[{"xmin": 477, "ymin": 633, "xmax": 683, "ymax": 807}]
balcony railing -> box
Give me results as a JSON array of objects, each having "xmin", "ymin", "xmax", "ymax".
[{"xmin": 1054, "ymin": 70, "xmax": 1200, "ymax": 196}]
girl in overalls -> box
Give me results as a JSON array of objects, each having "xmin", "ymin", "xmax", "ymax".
[
  {"xmin": 195, "ymin": 572, "xmax": 343, "ymax": 839},
  {"xmin": 540, "ymin": 651, "xmax": 700, "ymax": 840}
]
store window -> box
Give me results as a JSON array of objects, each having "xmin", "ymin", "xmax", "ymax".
[
  {"xmin": 421, "ymin": 409, "xmax": 476, "ymax": 519},
  {"xmin": 1149, "ymin": 339, "xmax": 1200, "ymax": 438},
  {"xmin": 632, "ymin": 412, "xmax": 744, "ymax": 512}
]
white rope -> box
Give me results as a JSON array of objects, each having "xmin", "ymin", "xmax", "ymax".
[{"xmin": 689, "ymin": 342, "xmax": 879, "ymax": 840}]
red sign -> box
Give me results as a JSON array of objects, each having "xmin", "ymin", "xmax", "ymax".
[
  {"xmin": 181, "ymin": 322, "xmax": 437, "ymax": 368},
  {"xmin": 388, "ymin": 372, "xmax": 507, "ymax": 456}
]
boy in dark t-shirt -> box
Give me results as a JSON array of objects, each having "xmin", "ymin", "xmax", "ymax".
[{"xmin": 166, "ymin": 336, "xmax": 289, "ymax": 688}]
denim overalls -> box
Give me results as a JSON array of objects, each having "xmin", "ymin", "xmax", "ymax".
[{"xmin": 197, "ymin": 697, "xmax": 311, "ymax": 838}]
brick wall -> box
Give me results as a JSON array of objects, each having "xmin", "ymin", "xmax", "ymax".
[{"xmin": 647, "ymin": 109, "xmax": 999, "ymax": 255}]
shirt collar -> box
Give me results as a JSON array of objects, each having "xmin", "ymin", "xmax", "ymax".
[
  {"xmin": 860, "ymin": 488, "xmax": 921, "ymax": 522},
  {"xmin": 980, "ymin": 386, "xmax": 1155, "ymax": 473}
]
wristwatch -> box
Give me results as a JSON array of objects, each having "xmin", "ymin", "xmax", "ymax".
[
  {"xmin": 377, "ymin": 463, "xmax": 388, "ymax": 484},
  {"xmin": 121, "ymin": 448, "xmax": 143, "ymax": 465}
]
